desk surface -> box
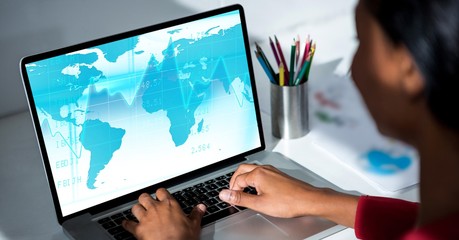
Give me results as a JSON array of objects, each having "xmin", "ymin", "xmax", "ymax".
[
  {"xmin": 0, "ymin": 112, "xmax": 65, "ymax": 240},
  {"xmin": 0, "ymin": 110, "xmax": 417, "ymax": 240}
]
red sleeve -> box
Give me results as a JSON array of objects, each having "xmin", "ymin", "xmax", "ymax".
[{"xmin": 354, "ymin": 196, "xmax": 419, "ymax": 240}]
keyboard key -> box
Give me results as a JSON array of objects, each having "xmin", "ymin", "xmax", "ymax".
[
  {"xmin": 102, "ymin": 221, "xmax": 116, "ymax": 229},
  {"xmin": 206, "ymin": 190, "xmax": 219, "ymax": 198},
  {"xmin": 185, "ymin": 198, "xmax": 198, "ymax": 207},
  {"xmin": 201, "ymin": 206, "xmax": 239, "ymax": 226},
  {"xmin": 179, "ymin": 201, "xmax": 188, "ymax": 209},
  {"xmin": 98, "ymin": 217, "xmax": 111, "ymax": 224},
  {"xmin": 205, "ymin": 179, "xmax": 215, "ymax": 184},
  {"xmin": 111, "ymin": 213, "xmax": 123, "ymax": 219},
  {"xmin": 215, "ymin": 180, "xmax": 227, "ymax": 187},
  {"xmin": 204, "ymin": 198, "xmax": 219, "ymax": 207},
  {"xmin": 217, "ymin": 202, "xmax": 230, "ymax": 209},
  {"xmin": 183, "ymin": 192, "xmax": 196, "ymax": 199},
  {"xmin": 125, "ymin": 214, "xmax": 137, "ymax": 221},
  {"xmin": 174, "ymin": 194, "xmax": 186, "ymax": 202},
  {"xmin": 113, "ymin": 217, "xmax": 126, "ymax": 225},
  {"xmin": 194, "ymin": 188, "xmax": 208, "ymax": 194},
  {"xmin": 114, "ymin": 231, "xmax": 134, "ymax": 240},
  {"xmin": 108, "ymin": 226, "xmax": 125, "ymax": 235},
  {"xmin": 216, "ymin": 175, "xmax": 226, "ymax": 180},
  {"xmin": 206, "ymin": 184, "xmax": 218, "ymax": 190},
  {"xmin": 196, "ymin": 194, "xmax": 208, "ymax": 201},
  {"xmin": 183, "ymin": 207, "xmax": 193, "ymax": 214},
  {"xmin": 207, "ymin": 205, "xmax": 220, "ymax": 213}
]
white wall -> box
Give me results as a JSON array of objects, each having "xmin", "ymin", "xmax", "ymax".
[
  {"xmin": 0, "ymin": 0, "xmax": 358, "ymax": 118},
  {"xmin": 0, "ymin": 0, "xmax": 195, "ymax": 118}
]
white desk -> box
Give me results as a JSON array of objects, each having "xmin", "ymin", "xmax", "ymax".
[
  {"xmin": 0, "ymin": 112, "xmax": 66, "ymax": 240},
  {"xmin": 0, "ymin": 109, "xmax": 418, "ymax": 240}
]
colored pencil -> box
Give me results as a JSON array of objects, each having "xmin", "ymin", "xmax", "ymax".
[
  {"xmin": 299, "ymin": 35, "xmax": 310, "ymax": 73},
  {"xmin": 255, "ymin": 42, "xmax": 276, "ymax": 82},
  {"xmin": 295, "ymin": 35, "xmax": 300, "ymax": 70},
  {"xmin": 269, "ymin": 37, "xmax": 280, "ymax": 66},
  {"xmin": 295, "ymin": 59, "xmax": 310, "ymax": 85},
  {"xmin": 289, "ymin": 40, "xmax": 296, "ymax": 86},
  {"xmin": 303, "ymin": 44, "xmax": 316, "ymax": 83},
  {"xmin": 274, "ymin": 35, "xmax": 289, "ymax": 82},
  {"xmin": 254, "ymin": 34, "xmax": 316, "ymax": 86},
  {"xmin": 293, "ymin": 36, "xmax": 303, "ymax": 81},
  {"xmin": 279, "ymin": 62, "xmax": 285, "ymax": 86},
  {"xmin": 255, "ymin": 50, "xmax": 276, "ymax": 84}
]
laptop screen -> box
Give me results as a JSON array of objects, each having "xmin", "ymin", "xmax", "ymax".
[{"xmin": 21, "ymin": 6, "xmax": 262, "ymax": 217}]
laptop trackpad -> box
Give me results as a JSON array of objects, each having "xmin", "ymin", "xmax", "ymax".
[{"xmin": 208, "ymin": 214, "xmax": 288, "ymax": 240}]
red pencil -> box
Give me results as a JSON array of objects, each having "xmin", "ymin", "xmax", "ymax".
[
  {"xmin": 299, "ymin": 35, "xmax": 311, "ymax": 72},
  {"xmin": 269, "ymin": 37, "xmax": 280, "ymax": 66},
  {"xmin": 274, "ymin": 35, "xmax": 289, "ymax": 81}
]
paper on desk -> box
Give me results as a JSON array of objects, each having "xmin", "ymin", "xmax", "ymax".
[{"xmin": 273, "ymin": 74, "xmax": 419, "ymax": 193}]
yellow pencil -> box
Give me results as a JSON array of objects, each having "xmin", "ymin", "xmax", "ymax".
[{"xmin": 279, "ymin": 62, "xmax": 285, "ymax": 86}]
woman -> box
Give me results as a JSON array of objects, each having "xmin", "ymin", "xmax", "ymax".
[{"xmin": 122, "ymin": 0, "xmax": 459, "ymax": 239}]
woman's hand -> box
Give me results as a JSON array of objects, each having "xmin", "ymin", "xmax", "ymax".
[
  {"xmin": 122, "ymin": 188, "xmax": 206, "ymax": 240},
  {"xmin": 219, "ymin": 164, "xmax": 358, "ymax": 227}
]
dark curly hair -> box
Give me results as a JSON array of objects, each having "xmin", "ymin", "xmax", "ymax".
[{"xmin": 364, "ymin": 0, "xmax": 459, "ymax": 131}]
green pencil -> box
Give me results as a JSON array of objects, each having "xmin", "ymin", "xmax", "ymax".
[
  {"xmin": 289, "ymin": 40, "xmax": 296, "ymax": 86},
  {"xmin": 302, "ymin": 44, "xmax": 316, "ymax": 84}
]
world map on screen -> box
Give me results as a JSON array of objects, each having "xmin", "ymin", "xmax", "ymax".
[{"xmin": 25, "ymin": 11, "xmax": 254, "ymax": 194}]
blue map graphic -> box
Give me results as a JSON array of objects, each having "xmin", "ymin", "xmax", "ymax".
[
  {"xmin": 29, "ymin": 53, "xmax": 103, "ymax": 124},
  {"xmin": 26, "ymin": 13, "xmax": 253, "ymax": 190},
  {"xmin": 79, "ymin": 119, "xmax": 126, "ymax": 189},
  {"xmin": 95, "ymin": 36, "xmax": 140, "ymax": 63}
]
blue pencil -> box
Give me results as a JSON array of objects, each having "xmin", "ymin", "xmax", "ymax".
[
  {"xmin": 255, "ymin": 51, "xmax": 276, "ymax": 84},
  {"xmin": 256, "ymin": 43, "xmax": 276, "ymax": 80}
]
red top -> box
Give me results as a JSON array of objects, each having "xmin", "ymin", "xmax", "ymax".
[{"xmin": 354, "ymin": 196, "xmax": 459, "ymax": 239}]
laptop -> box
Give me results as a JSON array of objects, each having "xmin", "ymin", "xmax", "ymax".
[{"xmin": 20, "ymin": 4, "xmax": 349, "ymax": 239}]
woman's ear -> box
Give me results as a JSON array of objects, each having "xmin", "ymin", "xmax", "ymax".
[{"xmin": 398, "ymin": 46, "xmax": 425, "ymax": 100}]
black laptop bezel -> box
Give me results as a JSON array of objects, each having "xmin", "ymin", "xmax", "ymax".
[{"xmin": 20, "ymin": 4, "xmax": 265, "ymax": 224}]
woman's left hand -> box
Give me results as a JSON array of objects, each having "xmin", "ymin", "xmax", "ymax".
[{"xmin": 122, "ymin": 188, "xmax": 206, "ymax": 240}]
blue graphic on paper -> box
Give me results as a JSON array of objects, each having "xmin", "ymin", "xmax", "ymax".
[{"xmin": 364, "ymin": 149, "xmax": 411, "ymax": 175}]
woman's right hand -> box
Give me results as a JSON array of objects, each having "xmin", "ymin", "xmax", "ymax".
[{"xmin": 218, "ymin": 164, "xmax": 359, "ymax": 227}]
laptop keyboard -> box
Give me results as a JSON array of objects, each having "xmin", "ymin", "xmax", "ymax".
[
  {"xmin": 97, "ymin": 171, "xmax": 257, "ymax": 240},
  {"xmin": 98, "ymin": 209, "xmax": 137, "ymax": 240}
]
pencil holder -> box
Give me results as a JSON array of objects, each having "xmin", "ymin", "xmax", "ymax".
[{"xmin": 271, "ymin": 81, "xmax": 309, "ymax": 139}]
